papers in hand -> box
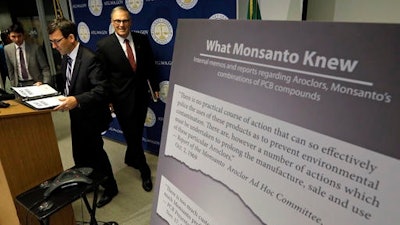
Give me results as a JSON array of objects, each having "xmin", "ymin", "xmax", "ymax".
[
  {"xmin": 24, "ymin": 95, "xmax": 64, "ymax": 109},
  {"xmin": 11, "ymin": 84, "xmax": 62, "ymax": 110},
  {"xmin": 12, "ymin": 84, "xmax": 59, "ymax": 100}
]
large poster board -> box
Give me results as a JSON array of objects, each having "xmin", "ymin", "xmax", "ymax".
[{"xmin": 151, "ymin": 20, "xmax": 400, "ymax": 225}]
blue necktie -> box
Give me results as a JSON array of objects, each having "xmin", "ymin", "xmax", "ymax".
[{"xmin": 65, "ymin": 56, "xmax": 72, "ymax": 95}]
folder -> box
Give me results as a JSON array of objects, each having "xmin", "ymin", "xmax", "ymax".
[{"xmin": 11, "ymin": 84, "xmax": 63, "ymax": 109}]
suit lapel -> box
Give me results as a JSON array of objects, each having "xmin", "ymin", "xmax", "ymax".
[
  {"xmin": 132, "ymin": 34, "xmax": 141, "ymax": 53},
  {"xmin": 131, "ymin": 33, "xmax": 142, "ymax": 67},
  {"xmin": 112, "ymin": 34, "xmax": 127, "ymax": 60},
  {"xmin": 69, "ymin": 46, "xmax": 82, "ymax": 89},
  {"xmin": 62, "ymin": 55, "xmax": 68, "ymax": 76},
  {"xmin": 113, "ymin": 33, "xmax": 137, "ymax": 72},
  {"xmin": 7, "ymin": 45, "xmax": 17, "ymax": 67},
  {"xmin": 24, "ymin": 43, "xmax": 31, "ymax": 65}
]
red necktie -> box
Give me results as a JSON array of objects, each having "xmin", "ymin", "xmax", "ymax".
[{"xmin": 124, "ymin": 39, "xmax": 137, "ymax": 71}]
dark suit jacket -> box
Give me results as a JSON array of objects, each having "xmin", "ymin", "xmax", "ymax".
[
  {"xmin": 61, "ymin": 45, "xmax": 111, "ymax": 132},
  {"xmin": 4, "ymin": 42, "xmax": 50, "ymax": 86},
  {"xmin": 96, "ymin": 32, "xmax": 159, "ymax": 110},
  {"xmin": 96, "ymin": 32, "xmax": 158, "ymax": 170}
]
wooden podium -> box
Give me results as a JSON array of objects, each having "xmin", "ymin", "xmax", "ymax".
[{"xmin": 0, "ymin": 100, "xmax": 74, "ymax": 225}]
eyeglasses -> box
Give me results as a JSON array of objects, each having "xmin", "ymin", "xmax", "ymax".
[
  {"xmin": 49, "ymin": 37, "xmax": 64, "ymax": 45},
  {"xmin": 113, "ymin": 19, "xmax": 130, "ymax": 24}
]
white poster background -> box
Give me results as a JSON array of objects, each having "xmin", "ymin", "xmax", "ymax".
[
  {"xmin": 158, "ymin": 84, "xmax": 399, "ymax": 225},
  {"xmin": 151, "ymin": 20, "xmax": 400, "ymax": 225}
]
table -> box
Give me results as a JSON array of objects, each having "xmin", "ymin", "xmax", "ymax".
[
  {"xmin": 16, "ymin": 168, "xmax": 107, "ymax": 225},
  {"xmin": 0, "ymin": 100, "xmax": 74, "ymax": 225}
]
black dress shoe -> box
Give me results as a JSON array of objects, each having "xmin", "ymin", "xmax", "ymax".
[
  {"xmin": 97, "ymin": 191, "xmax": 118, "ymax": 208},
  {"xmin": 142, "ymin": 178, "xmax": 153, "ymax": 192}
]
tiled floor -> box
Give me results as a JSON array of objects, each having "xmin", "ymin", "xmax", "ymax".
[{"xmin": 52, "ymin": 111, "xmax": 158, "ymax": 225}]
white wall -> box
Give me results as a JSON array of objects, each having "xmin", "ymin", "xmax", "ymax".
[
  {"xmin": 238, "ymin": 0, "xmax": 400, "ymax": 23},
  {"xmin": 307, "ymin": 0, "xmax": 400, "ymax": 23}
]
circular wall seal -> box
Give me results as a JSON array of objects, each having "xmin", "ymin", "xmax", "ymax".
[
  {"xmin": 144, "ymin": 107, "xmax": 157, "ymax": 127},
  {"xmin": 176, "ymin": 0, "xmax": 198, "ymax": 10},
  {"xmin": 126, "ymin": 0, "xmax": 144, "ymax": 14},
  {"xmin": 88, "ymin": 0, "xmax": 103, "ymax": 16},
  {"xmin": 108, "ymin": 23, "xmax": 115, "ymax": 34},
  {"xmin": 78, "ymin": 22, "xmax": 91, "ymax": 43},
  {"xmin": 150, "ymin": 18, "xmax": 173, "ymax": 45},
  {"xmin": 210, "ymin": 13, "xmax": 229, "ymax": 20},
  {"xmin": 159, "ymin": 80, "xmax": 169, "ymax": 103}
]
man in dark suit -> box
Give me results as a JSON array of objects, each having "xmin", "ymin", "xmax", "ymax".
[
  {"xmin": 4, "ymin": 22, "xmax": 50, "ymax": 87},
  {"xmin": 96, "ymin": 6, "xmax": 159, "ymax": 193},
  {"xmin": 48, "ymin": 18, "xmax": 118, "ymax": 208}
]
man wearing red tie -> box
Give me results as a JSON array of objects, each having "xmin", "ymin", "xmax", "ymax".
[{"xmin": 96, "ymin": 6, "xmax": 160, "ymax": 207}]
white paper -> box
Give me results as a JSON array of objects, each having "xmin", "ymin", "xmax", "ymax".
[
  {"xmin": 12, "ymin": 84, "xmax": 58, "ymax": 98},
  {"xmin": 25, "ymin": 95, "xmax": 64, "ymax": 109}
]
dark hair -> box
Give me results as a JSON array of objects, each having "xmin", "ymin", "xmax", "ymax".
[
  {"xmin": 1, "ymin": 29, "xmax": 10, "ymax": 44},
  {"xmin": 8, "ymin": 22, "xmax": 25, "ymax": 34},
  {"xmin": 47, "ymin": 17, "xmax": 78, "ymax": 39}
]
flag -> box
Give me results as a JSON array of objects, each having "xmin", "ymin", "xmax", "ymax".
[{"xmin": 247, "ymin": 0, "xmax": 262, "ymax": 20}]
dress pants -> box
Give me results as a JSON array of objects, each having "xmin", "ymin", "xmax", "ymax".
[
  {"xmin": 70, "ymin": 111, "xmax": 118, "ymax": 192},
  {"xmin": 113, "ymin": 98, "xmax": 150, "ymax": 179}
]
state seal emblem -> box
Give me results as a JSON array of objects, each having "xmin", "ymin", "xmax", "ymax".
[
  {"xmin": 145, "ymin": 107, "xmax": 157, "ymax": 127},
  {"xmin": 176, "ymin": 0, "xmax": 198, "ymax": 10},
  {"xmin": 126, "ymin": 0, "xmax": 143, "ymax": 14},
  {"xmin": 88, "ymin": 0, "xmax": 102, "ymax": 16},
  {"xmin": 78, "ymin": 22, "xmax": 90, "ymax": 43},
  {"xmin": 151, "ymin": 18, "xmax": 173, "ymax": 45}
]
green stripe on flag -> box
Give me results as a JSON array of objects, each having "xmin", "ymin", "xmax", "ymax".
[{"xmin": 247, "ymin": 0, "xmax": 261, "ymax": 20}]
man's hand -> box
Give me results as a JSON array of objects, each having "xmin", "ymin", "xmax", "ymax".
[{"xmin": 54, "ymin": 96, "xmax": 78, "ymax": 111}]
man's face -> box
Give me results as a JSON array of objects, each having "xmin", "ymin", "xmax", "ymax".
[
  {"xmin": 9, "ymin": 32, "xmax": 24, "ymax": 46},
  {"xmin": 49, "ymin": 29, "xmax": 71, "ymax": 55},
  {"xmin": 111, "ymin": 10, "xmax": 132, "ymax": 38}
]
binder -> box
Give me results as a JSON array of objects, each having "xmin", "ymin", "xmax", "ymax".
[{"xmin": 11, "ymin": 84, "xmax": 63, "ymax": 109}]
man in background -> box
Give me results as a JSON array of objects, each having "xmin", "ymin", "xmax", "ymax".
[
  {"xmin": 4, "ymin": 22, "xmax": 50, "ymax": 87},
  {"xmin": 96, "ymin": 6, "xmax": 159, "ymax": 194},
  {"xmin": 0, "ymin": 30, "xmax": 10, "ymax": 88}
]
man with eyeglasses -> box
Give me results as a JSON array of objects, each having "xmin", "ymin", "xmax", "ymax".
[
  {"xmin": 96, "ymin": 6, "xmax": 159, "ymax": 205},
  {"xmin": 48, "ymin": 17, "xmax": 119, "ymax": 208},
  {"xmin": 4, "ymin": 21, "xmax": 50, "ymax": 87}
]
